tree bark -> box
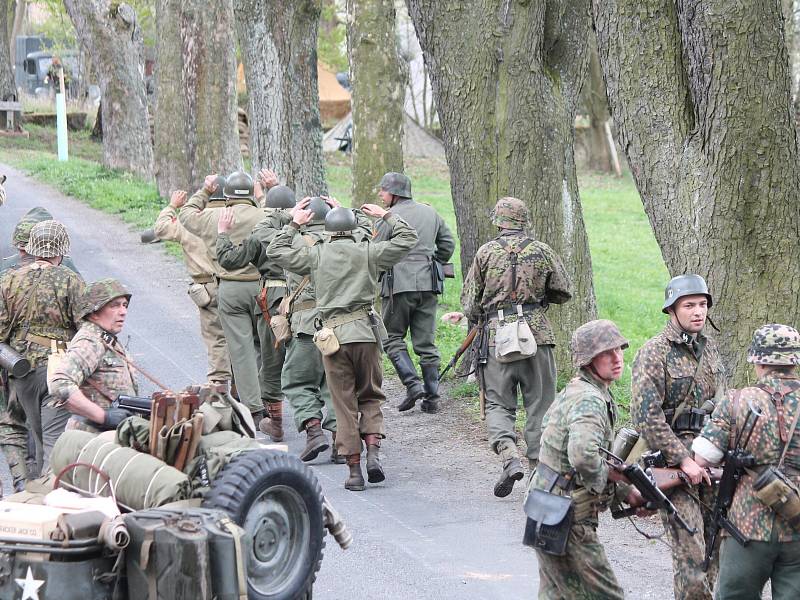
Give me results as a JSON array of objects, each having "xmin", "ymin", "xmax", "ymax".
[
  {"xmin": 584, "ymin": 41, "xmax": 611, "ymax": 173},
  {"xmin": 346, "ymin": 0, "xmax": 404, "ymax": 206},
  {"xmin": 9, "ymin": 1, "xmax": 26, "ymax": 62},
  {"xmin": 153, "ymin": 0, "xmax": 240, "ymax": 198},
  {"xmin": 63, "ymin": 1, "xmax": 153, "ymax": 178},
  {"xmin": 593, "ymin": 0, "xmax": 800, "ymax": 382},
  {"xmin": 405, "ymin": 0, "xmax": 598, "ymax": 362},
  {"xmin": 233, "ymin": 0, "xmax": 327, "ymax": 197},
  {"xmin": 0, "ymin": 0, "xmax": 17, "ymax": 101}
]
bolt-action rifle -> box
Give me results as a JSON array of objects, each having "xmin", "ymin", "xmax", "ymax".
[
  {"xmin": 438, "ymin": 326, "xmax": 479, "ymax": 381},
  {"xmin": 600, "ymin": 447, "xmax": 697, "ymax": 535}
]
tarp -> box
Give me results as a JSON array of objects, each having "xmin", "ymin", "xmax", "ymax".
[{"xmin": 322, "ymin": 112, "xmax": 446, "ymax": 159}]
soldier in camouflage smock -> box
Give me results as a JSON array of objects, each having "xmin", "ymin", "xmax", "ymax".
[
  {"xmin": 0, "ymin": 220, "xmax": 83, "ymax": 476},
  {"xmin": 631, "ymin": 274, "xmax": 726, "ymax": 600},
  {"xmin": 694, "ymin": 324, "xmax": 800, "ymax": 599},
  {"xmin": 48, "ymin": 279, "xmax": 138, "ymax": 433},
  {"xmin": 1, "ymin": 207, "xmax": 80, "ymax": 274},
  {"xmin": 460, "ymin": 196, "xmax": 572, "ymax": 498},
  {"xmin": 532, "ymin": 320, "xmax": 632, "ymax": 599}
]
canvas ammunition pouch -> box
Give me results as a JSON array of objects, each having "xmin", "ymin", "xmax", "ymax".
[
  {"xmin": 187, "ymin": 281, "xmax": 214, "ymax": 309},
  {"xmin": 494, "ymin": 305, "xmax": 537, "ymax": 363},
  {"xmin": 271, "ymin": 276, "xmax": 311, "ymax": 347},
  {"xmin": 313, "ymin": 327, "xmax": 340, "ymax": 356},
  {"xmin": 523, "ymin": 462, "xmax": 575, "ymax": 556},
  {"xmin": 753, "ymin": 466, "xmax": 800, "ymax": 527}
]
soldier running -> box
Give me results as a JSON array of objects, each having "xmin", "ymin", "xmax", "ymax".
[{"xmin": 374, "ymin": 172, "xmax": 455, "ymax": 414}]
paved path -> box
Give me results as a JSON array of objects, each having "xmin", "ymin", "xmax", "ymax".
[{"xmin": 0, "ymin": 163, "xmax": 675, "ymax": 599}]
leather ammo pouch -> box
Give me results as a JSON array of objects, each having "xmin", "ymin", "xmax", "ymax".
[
  {"xmin": 270, "ymin": 276, "xmax": 310, "ymax": 347},
  {"xmin": 664, "ymin": 407, "xmax": 706, "ymax": 433},
  {"xmin": 442, "ymin": 263, "xmax": 455, "ymax": 278},
  {"xmin": 494, "ymin": 306, "xmax": 537, "ymax": 363},
  {"xmin": 313, "ymin": 327, "xmax": 340, "ymax": 356},
  {"xmin": 523, "ymin": 466, "xmax": 574, "ymax": 555},
  {"xmin": 753, "ymin": 467, "xmax": 800, "ymax": 527}
]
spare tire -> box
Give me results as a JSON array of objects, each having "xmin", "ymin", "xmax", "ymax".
[{"xmin": 203, "ymin": 450, "xmax": 324, "ymax": 600}]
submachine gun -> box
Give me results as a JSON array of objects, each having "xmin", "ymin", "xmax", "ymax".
[
  {"xmin": 600, "ymin": 447, "xmax": 697, "ymax": 535},
  {"xmin": 701, "ymin": 402, "xmax": 760, "ymax": 572}
]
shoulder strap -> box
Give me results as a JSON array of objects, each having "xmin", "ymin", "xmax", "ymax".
[
  {"xmin": 496, "ymin": 237, "xmax": 533, "ymax": 302},
  {"xmin": 729, "ymin": 390, "xmax": 743, "ymax": 450},
  {"xmin": 287, "ymin": 276, "xmax": 310, "ymax": 308}
]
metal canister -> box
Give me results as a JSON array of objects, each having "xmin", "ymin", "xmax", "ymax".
[
  {"xmin": 0, "ymin": 342, "xmax": 31, "ymax": 378},
  {"xmin": 611, "ymin": 427, "xmax": 640, "ymax": 462}
]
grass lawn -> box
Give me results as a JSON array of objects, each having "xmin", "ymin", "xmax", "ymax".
[{"xmin": 0, "ymin": 127, "xmax": 669, "ymax": 420}]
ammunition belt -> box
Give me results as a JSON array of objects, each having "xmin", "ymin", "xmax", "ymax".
[
  {"xmin": 292, "ymin": 300, "xmax": 316, "ymax": 313},
  {"xmin": 663, "ymin": 407, "xmax": 706, "ymax": 433},
  {"xmin": 324, "ymin": 307, "xmax": 372, "ymax": 329},
  {"xmin": 192, "ymin": 274, "xmax": 214, "ymax": 284},
  {"xmin": 487, "ymin": 302, "xmax": 543, "ymax": 321},
  {"xmin": 26, "ymin": 333, "xmax": 68, "ymax": 350},
  {"xmin": 537, "ymin": 462, "xmax": 574, "ymax": 491}
]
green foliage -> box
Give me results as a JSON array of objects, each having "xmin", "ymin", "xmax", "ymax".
[{"xmin": 318, "ymin": 0, "xmax": 348, "ymax": 72}]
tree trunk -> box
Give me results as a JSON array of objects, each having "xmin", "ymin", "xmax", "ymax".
[
  {"xmin": 0, "ymin": 0, "xmax": 17, "ymax": 101},
  {"xmin": 233, "ymin": 0, "xmax": 327, "ymax": 197},
  {"xmin": 153, "ymin": 0, "xmax": 240, "ymax": 198},
  {"xmin": 63, "ymin": 0, "xmax": 153, "ymax": 178},
  {"xmin": 584, "ymin": 41, "xmax": 611, "ymax": 173},
  {"xmin": 92, "ymin": 99, "xmax": 103, "ymax": 140},
  {"xmin": 9, "ymin": 1, "xmax": 26, "ymax": 62},
  {"xmin": 593, "ymin": 0, "xmax": 800, "ymax": 383},
  {"xmin": 405, "ymin": 0, "xmax": 598, "ymax": 363},
  {"xmin": 346, "ymin": 0, "xmax": 404, "ymax": 206}
]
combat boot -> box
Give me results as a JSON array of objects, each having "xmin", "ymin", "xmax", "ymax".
[
  {"xmin": 330, "ymin": 432, "xmax": 346, "ymax": 464},
  {"xmin": 420, "ymin": 363, "xmax": 440, "ymax": 414},
  {"xmin": 258, "ymin": 402, "xmax": 284, "ymax": 442},
  {"xmin": 389, "ymin": 351, "xmax": 425, "ymax": 412},
  {"xmin": 364, "ymin": 434, "xmax": 385, "ymax": 483},
  {"xmin": 345, "ymin": 454, "xmax": 366, "ymax": 491},
  {"xmin": 494, "ymin": 443, "xmax": 524, "ymax": 498},
  {"xmin": 299, "ymin": 419, "xmax": 329, "ymax": 462}
]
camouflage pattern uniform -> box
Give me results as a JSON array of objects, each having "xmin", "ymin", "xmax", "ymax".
[
  {"xmin": 374, "ymin": 172, "xmax": 456, "ymax": 413},
  {"xmin": 0, "ymin": 221, "xmax": 84, "ymax": 474},
  {"xmin": 1, "ymin": 207, "xmax": 80, "ymax": 275},
  {"xmin": 632, "ymin": 321, "xmax": 725, "ymax": 599},
  {"xmin": 48, "ymin": 280, "xmax": 138, "ymax": 434},
  {"xmin": 461, "ymin": 197, "xmax": 572, "ymax": 494},
  {"xmin": 532, "ymin": 320, "xmax": 629, "ymax": 600},
  {"xmin": 693, "ymin": 324, "xmax": 800, "ymax": 599},
  {"xmin": 179, "ymin": 187, "xmax": 267, "ymax": 416},
  {"xmin": 154, "ymin": 204, "xmax": 231, "ymax": 383}
]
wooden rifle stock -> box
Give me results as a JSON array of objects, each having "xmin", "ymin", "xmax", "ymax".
[{"xmin": 438, "ymin": 326, "xmax": 478, "ymax": 381}]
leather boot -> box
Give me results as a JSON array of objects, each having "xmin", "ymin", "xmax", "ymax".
[
  {"xmin": 494, "ymin": 443, "xmax": 524, "ymax": 498},
  {"xmin": 258, "ymin": 402, "xmax": 284, "ymax": 442},
  {"xmin": 330, "ymin": 432, "xmax": 346, "ymax": 464},
  {"xmin": 364, "ymin": 434, "xmax": 385, "ymax": 483},
  {"xmin": 389, "ymin": 351, "xmax": 425, "ymax": 412},
  {"xmin": 420, "ymin": 363, "xmax": 440, "ymax": 414},
  {"xmin": 299, "ymin": 419, "xmax": 329, "ymax": 462},
  {"xmin": 345, "ymin": 454, "xmax": 365, "ymax": 491}
]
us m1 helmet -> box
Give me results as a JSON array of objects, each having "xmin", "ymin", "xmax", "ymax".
[
  {"xmin": 223, "ymin": 171, "xmax": 254, "ymax": 199},
  {"xmin": 209, "ymin": 175, "xmax": 227, "ymax": 200},
  {"xmin": 25, "ymin": 220, "xmax": 70, "ymax": 258},
  {"xmin": 324, "ymin": 207, "xmax": 357, "ymax": 234},
  {"xmin": 265, "ymin": 185, "xmax": 296, "ymax": 209},
  {"xmin": 308, "ymin": 197, "xmax": 330, "ymax": 224}
]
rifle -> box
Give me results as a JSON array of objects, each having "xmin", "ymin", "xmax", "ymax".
[
  {"xmin": 476, "ymin": 319, "xmax": 488, "ymax": 420},
  {"xmin": 701, "ymin": 403, "xmax": 760, "ymax": 572},
  {"xmin": 599, "ymin": 447, "xmax": 697, "ymax": 535},
  {"xmin": 438, "ymin": 325, "xmax": 479, "ymax": 381},
  {"xmin": 113, "ymin": 395, "xmax": 153, "ymax": 418},
  {"xmin": 624, "ymin": 466, "xmax": 722, "ymax": 507}
]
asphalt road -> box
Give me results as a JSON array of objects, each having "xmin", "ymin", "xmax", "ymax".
[{"xmin": 0, "ymin": 163, "xmax": 676, "ymax": 599}]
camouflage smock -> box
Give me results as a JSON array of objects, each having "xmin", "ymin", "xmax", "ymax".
[
  {"xmin": 631, "ymin": 321, "xmax": 725, "ymax": 466},
  {"xmin": 460, "ymin": 230, "xmax": 572, "ymax": 346},
  {"xmin": 0, "ymin": 261, "xmax": 84, "ymax": 367},
  {"xmin": 49, "ymin": 321, "xmax": 138, "ymax": 420},
  {"xmin": 694, "ymin": 373, "xmax": 800, "ymax": 542}
]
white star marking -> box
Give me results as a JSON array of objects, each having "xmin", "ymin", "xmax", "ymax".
[{"xmin": 15, "ymin": 566, "xmax": 45, "ymax": 600}]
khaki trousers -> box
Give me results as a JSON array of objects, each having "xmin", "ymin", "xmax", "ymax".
[
  {"xmin": 194, "ymin": 281, "xmax": 231, "ymax": 383},
  {"xmin": 323, "ymin": 342, "xmax": 385, "ymax": 455}
]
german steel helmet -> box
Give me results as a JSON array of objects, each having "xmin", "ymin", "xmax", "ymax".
[
  {"xmin": 265, "ymin": 185, "xmax": 296, "ymax": 209},
  {"xmin": 223, "ymin": 171, "xmax": 254, "ymax": 199},
  {"xmin": 308, "ymin": 197, "xmax": 330, "ymax": 224},
  {"xmin": 78, "ymin": 279, "xmax": 132, "ymax": 319},
  {"xmin": 25, "ymin": 220, "xmax": 70, "ymax": 258},
  {"xmin": 12, "ymin": 206, "xmax": 53, "ymax": 247},
  {"xmin": 570, "ymin": 319, "xmax": 629, "ymax": 368},
  {"xmin": 491, "ymin": 196, "xmax": 529, "ymax": 229},
  {"xmin": 747, "ymin": 324, "xmax": 800, "ymax": 366},
  {"xmin": 209, "ymin": 175, "xmax": 227, "ymax": 200},
  {"xmin": 379, "ymin": 172, "xmax": 412, "ymax": 199},
  {"xmin": 662, "ymin": 274, "xmax": 712, "ymax": 314},
  {"xmin": 325, "ymin": 207, "xmax": 357, "ymax": 233}
]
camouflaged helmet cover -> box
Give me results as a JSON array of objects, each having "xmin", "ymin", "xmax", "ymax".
[
  {"xmin": 747, "ymin": 324, "xmax": 800, "ymax": 366},
  {"xmin": 12, "ymin": 206, "xmax": 53, "ymax": 247},
  {"xmin": 379, "ymin": 172, "xmax": 412, "ymax": 199},
  {"xmin": 25, "ymin": 220, "xmax": 70, "ymax": 258},
  {"xmin": 570, "ymin": 319, "xmax": 629, "ymax": 368},
  {"xmin": 662, "ymin": 274, "xmax": 712, "ymax": 314},
  {"xmin": 491, "ymin": 197, "xmax": 529, "ymax": 229},
  {"xmin": 265, "ymin": 185, "xmax": 296, "ymax": 209},
  {"xmin": 79, "ymin": 278, "xmax": 132, "ymax": 320}
]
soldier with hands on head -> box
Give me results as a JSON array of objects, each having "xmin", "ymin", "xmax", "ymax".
[
  {"xmin": 631, "ymin": 274, "xmax": 725, "ymax": 599},
  {"xmin": 0, "ymin": 220, "xmax": 84, "ymax": 473},
  {"xmin": 267, "ymin": 201, "xmax": 417, "ymax": 491},
  {"xmin": 693, "ymin": 324, "xmax": 800, "ymax": 600},
  {"xmin": 459, "ymin": 196, "xmax": 572, "ymax": 498},
  {"xmin": 48, "ymin": 279, "xmax": 137, "ymax": 433},
  {"xmin": 374, "ymin": 172, "xmax": 455, "ymax": 413},
  {"xmin": 531, "ymin": 319, "xmax": 635, "ymax": 600},
  {"xmin": 153, "ymin": 189, "xmax": 231, "ymax": 387}
]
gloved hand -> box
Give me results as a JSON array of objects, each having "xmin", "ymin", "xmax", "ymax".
[{"xmin": 102, "ymin": 407, "xmax": 134, "ymax": 430}]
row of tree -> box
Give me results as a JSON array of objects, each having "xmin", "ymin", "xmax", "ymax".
[{"xmin": 5, "ymin": 0, "xmax": 799, "ymax": 383}]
